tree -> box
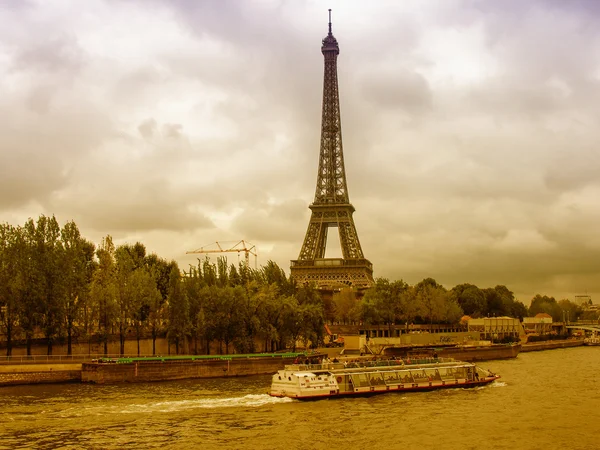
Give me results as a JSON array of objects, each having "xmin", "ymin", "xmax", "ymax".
[
  {"xmin": 115, "ymin": 243, "xmax": 148, "ymax": 355},
  {"xmin": 145, "ymin": 254, "xmax": 171, "ymax": 355},
  {"xmin": 61, "ymin": 221, "xmax": 95, "ymax": 355},
  {"xmin": 251, "ymin": 283, "xmax": 282, "ymax": 352},
  {"xmin": 257, "ymin": 284, "xmax": 287, "ymax": 352},
  {"xmin": 483, "ymin": 288, "xmax": 505, "ymax": 317},
  {"xmin": 222, "ymin": 286, "xmax": 245, "ymax": 353},
  {"xmin": 17, "ymin": 216, "xmax": 61, "ymax": 355},
  {"xmin": 234, "ymin": 281, "xmax": 269, "ymax": 353},
  {"xmin": 451, "ymin": 283, "xmax": 486, "ymax": 317},
  {"xmin": 129, "ymin": 267, "xmax": 161, "ymax": 355},
  {"xmin": 332, "ymin": 288, "xmax": 360, "ymax": 325},
  {"xmin": 261, "ymin": 260, "xmax": 295, "ymax": 295},
  {"xmin": 511, "ymin": 300, "xmax": 528, "ymax": 320},
  {"xmin": 228, "ymin": 263, "xmax": 241, "ymax": 287},
  {"xmin": 557, "ymin": 299, "xmax": 582, "ymax": 323},
  {"xmin": 90, "ymin": 236, "xmax": 118, "ymax": 355},
  {"xmin": 205, "ymin": 285, "xmax": 244, "ymax": 354},
  {"xmin": 360, "ymin": 278, "xmax": 409, "ymax": 332},
  {"xmin": 529, "ymin": 294, "xmax": 562, "ymax": 321},
  {"xmin": 201, "ymin": 258, "xmax": 217, "ymax": 286},
  {"xmin": 415, "ymin": 279, "xmax": 463, "ymax": 324},
  {"xmin": 298, "ymin": 301, "xmax": 325, "ymax": 349},
  {"xmin": 183, "ymin": 266, "xmax": 207, "ymax": 354},
  {"xmin": 39, "ymin": 216, "xmax": 64, "ymax": 355},
  {"xmin": 0, "ymin": 224, "xmax": 24, "ymax": 356},
  {"xmin": 166, "ymin": 263, "xmax": 188, "ymax": 354}
]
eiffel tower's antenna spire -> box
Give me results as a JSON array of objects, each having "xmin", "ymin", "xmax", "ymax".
[{"xmin": 322, "ymin": 8, "xmax": 339, "ymax": 54}]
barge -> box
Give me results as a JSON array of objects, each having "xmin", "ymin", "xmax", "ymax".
[
  {"xmin": 270, "ymin": 357, "xmax": 499, "ymax": 400},
  {"xmin": 383, "ymin": 342, "xmax": 520, "ymax": 362},
  {"xmin": 82, "ymin": 352, "xmax": 321, "ymax": 384}
]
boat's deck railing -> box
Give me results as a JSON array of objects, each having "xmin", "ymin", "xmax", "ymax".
[{"xmin": 289, "ymin": 357, "xmax": 463, "ymax": 372}]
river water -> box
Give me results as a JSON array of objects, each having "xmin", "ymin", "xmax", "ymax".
[{"xmin": 1, "ymin": 347, "xmax": 599, "ymax": 450}]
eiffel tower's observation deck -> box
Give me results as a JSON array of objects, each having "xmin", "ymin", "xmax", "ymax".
[{"xmin": 291, "ymin": 11, "xmax": 374, "ymax": 289}]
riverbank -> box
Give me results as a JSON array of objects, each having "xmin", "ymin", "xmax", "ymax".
[{"xmin": 0, "ymin": 363, "xmax": 81, "ymax": 386}]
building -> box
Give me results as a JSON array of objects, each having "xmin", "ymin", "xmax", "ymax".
[
  {"xmin": 467, "ymin": 317, "xmax": 524, "ymax": 341},
  {"xmin": 522, "ymin": 313, "xmax": 554, "ymax": 335}
]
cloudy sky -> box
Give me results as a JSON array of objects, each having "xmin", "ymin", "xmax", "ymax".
[{"xmin": 1, "ymin": 0, "xmax": 600, "ymax": 304}]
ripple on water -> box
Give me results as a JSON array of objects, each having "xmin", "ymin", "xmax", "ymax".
[{"xmin": 119, "ymin": 393, "xmax": 293, "ymax": 414}]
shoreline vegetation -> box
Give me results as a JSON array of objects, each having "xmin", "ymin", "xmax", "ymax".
[{"xmin": 1, "ymin": 215, "xmax": 597, "ymax": 359}]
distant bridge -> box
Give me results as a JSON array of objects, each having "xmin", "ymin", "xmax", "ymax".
[{"xmin": 566, "ymin": 324, "xmax": 600, "ymax": 332}]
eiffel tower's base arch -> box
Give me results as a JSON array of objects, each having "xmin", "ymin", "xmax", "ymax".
[{"xmin": 290, "ymin": 258, "xmax": 374, "ymax": 290}]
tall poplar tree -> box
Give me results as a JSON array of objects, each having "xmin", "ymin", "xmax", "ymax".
[
  {"xmin": 61, "ymin": 221, "xmax": 95, "ymax": 355},
  {"xmin": 90, "ymin": 236, "xmax": 118, "ymax": 355},
  {"xmin": 166, "ymin": 263, "xmax": 188, "ymax": 354},
  {"xmin": 0, "ymin": 224, "xmax": 23, "ymax": 356}
]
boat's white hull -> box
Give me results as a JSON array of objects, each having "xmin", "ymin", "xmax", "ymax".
[{"xmin": 271, "ymin": 377, "xmax": 499, "ymax": 399}]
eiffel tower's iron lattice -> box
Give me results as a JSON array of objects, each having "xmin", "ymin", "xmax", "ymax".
[{"xmin": 290, "ymin": 11, "xmax": 374, "ymax": 289}]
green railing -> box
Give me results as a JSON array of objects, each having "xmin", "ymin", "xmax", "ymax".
[{"xmin": 97, "ymin": 352, "xmax": 310, "ymax": 364}]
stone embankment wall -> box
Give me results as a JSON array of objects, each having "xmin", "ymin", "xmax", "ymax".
[
  {"xmin": 0, "ymin": 364, "xmax": 82, "ymax": 387},
  {"xmin": 82, "ymin": 357, "xmax": 294, "ymax": 384}
]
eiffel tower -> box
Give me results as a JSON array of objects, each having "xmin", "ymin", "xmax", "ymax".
[{"xmin": 290, "ymin": 11, "xmax": 374, "ymax": 289}]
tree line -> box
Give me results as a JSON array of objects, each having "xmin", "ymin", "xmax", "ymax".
[
  {"xmin": 355, "ymin": 279, "xmax": 590, "ymax": 328},
  {"xmin": 0, "ymin": 215, "xmax": 592, "ymax": 357},
  {"xmin": 0, "ymin": 216, "xmax": 328, "ymax": 357}
]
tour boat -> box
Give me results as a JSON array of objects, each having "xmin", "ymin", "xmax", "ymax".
[{"xmin": 270, "ymin": 357, "xmax": 499, "ymax": 400}]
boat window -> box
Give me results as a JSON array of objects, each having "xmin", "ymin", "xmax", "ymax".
[
  {"xmin": 367, "ymin": 373, "xmax": 386, "ymax": 386},
  {"xmin": 383, "ymin": 372, "xmax": 400, "ymax": 383},
  {"xmin": 412, "ymin": 370, "xmax": 428, "ymax": 382},
  {"xmin": 424, "ymin": 369, "xmax": 439, "ymax": 380},
  {"xmin": 350, "ymin": 373, "xmax": 371, "ymax": 388},
  {"xmin": 402, "ymin": 372, "xmax": 414, "ymax": 383}
]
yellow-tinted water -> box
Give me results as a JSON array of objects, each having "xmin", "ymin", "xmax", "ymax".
[{"xmin": 1, "ymin": 347, "xmax": 599, "ymax": 450}]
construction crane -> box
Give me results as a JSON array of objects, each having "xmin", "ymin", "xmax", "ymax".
[{"xmin": 186, "ymin": 240, "xmax": 258, "ymax": 268}]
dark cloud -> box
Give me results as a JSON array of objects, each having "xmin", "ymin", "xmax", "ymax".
[
  {"xmin": 543, "ymin": 146, "xmax": 600, "ymax": 192},
  {"xmin": 359, "ymin": 69, "xmax": 432, "ymax": 114},
  {"xmin": 231, "ymin": 199, "xmax": 308, "ymax": 243},
  {"xmin": 12, "ymin": 35, "xmax": 84, "ymax": 74},
  {"xmin": 0, "ymin": 104, "xmax": 113, "ymax": 208},
  {"xmin": 75, "ymin": 199, "xmax": 214, "ymax": 233},
  {"xmin": 50, "ymin": 175, "xmax": 215, "ymax": 233},
  {"xmin": 138, "ymin": 118, "xmax": 158, "ymax": 140}
]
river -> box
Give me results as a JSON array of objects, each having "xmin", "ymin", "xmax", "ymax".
[{"xmin": 1, "ymin": 347, "xmax": 599, "ymax": 450}]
